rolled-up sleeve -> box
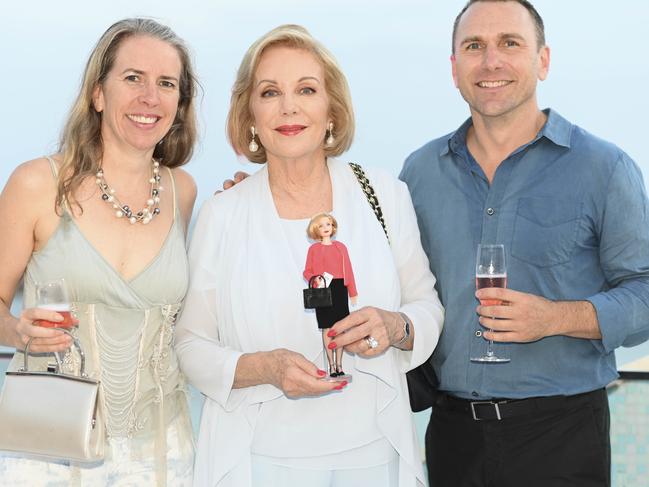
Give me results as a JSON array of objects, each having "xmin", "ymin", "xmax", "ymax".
[{"xmin": 587, "ymin": 153, "xmax": 649, "ymax": 353}]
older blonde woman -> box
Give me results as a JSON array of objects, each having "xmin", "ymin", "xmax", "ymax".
[
  {"xmin": 0, "ymin": 19, "xmax": 197, "ymax": 486},
  {"xmin": 175, "ymin": 24, "xmax": 444, "ymax": 487}
]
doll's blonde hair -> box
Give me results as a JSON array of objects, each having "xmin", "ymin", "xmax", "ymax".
[{"xmin": 307, "ymin": 213, "xmax": 338, "ymax": 240}]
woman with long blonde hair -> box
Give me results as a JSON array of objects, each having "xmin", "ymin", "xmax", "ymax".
[{"xmin": 0, "ymin": 18, "xmax": 198, "ymax": 486}]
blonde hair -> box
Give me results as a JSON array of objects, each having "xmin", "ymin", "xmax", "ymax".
[
  {"xmin": 227, "ymin": 24, "xmax": 355, "ymax": 163},
  {"xmin": 56, "ymin": 18, "xmax": 198, "ymax": 212},
  {"xmin": 307, "ymin": 213, "xmax": 338, "ymax": 240}
]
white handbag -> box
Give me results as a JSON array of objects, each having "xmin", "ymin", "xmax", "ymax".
[{"xmin": 0, "ymin": 329, "xmax": 104, "ymax": 462}]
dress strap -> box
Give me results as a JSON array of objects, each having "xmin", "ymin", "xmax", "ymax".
[
  {"xmin": 45, "ymin": 155, "xmax": 59, "ymax": 178},
  {"xmin": 164, "ymin": 166, "xmax": 178, "ymax": 221},
  {"xmin": 45, "ymin": 155, "xmax": 72, "ymax": 216}
]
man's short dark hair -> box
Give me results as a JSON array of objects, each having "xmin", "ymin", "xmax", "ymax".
[{"xmin": 452, "ymin": 0, "xmax": 546, "ymax": 53}]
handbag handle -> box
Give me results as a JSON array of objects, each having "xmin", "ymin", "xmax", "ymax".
[
  {"xmin": 21, "ymin": 328, "xmax": 88, "ymax": 378},
  {"xmin": 308, "ymin": 274, "xmax": 327, "ymax": 288}
]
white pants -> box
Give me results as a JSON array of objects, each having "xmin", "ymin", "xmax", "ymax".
[{"xmin": 251, "ymin": 453, "xmax": 399, "ymax": 487}]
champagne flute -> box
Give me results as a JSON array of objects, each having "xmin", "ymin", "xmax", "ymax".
[
  {"xmin": 35, "ymin": 279, "xmax": 77, "ymax": 372},
  {"xmin": 470, "ymin": 244, "xmax": 510, "ymax": 363},
  {"xmin": 35, "ymin": 279, "xmax": 77, "ymax": 329}
]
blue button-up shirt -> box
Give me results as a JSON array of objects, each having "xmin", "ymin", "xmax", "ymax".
[{"xmin": 400, "ymin": 109, "xmax": 649, "ymax": 399}]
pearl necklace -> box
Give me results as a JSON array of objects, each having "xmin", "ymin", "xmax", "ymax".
[{"xmin": 95, "ymin": 159, "xmax": 162, "ymax": 225}]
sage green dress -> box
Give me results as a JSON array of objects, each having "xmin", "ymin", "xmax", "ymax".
[{"xmin": 0, "ymin": 158, "xmax": 193, "ymax": 486}]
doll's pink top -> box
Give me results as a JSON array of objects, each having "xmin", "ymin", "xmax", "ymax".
[{"xmin": 303, "ymin": 241, "xmax": 358, "ymax": 298}]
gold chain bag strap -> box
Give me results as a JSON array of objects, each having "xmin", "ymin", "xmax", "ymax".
[
  {"xmin": 348, "ymin": 162, "xmax": 439, "ymax": 412},
  {"xmin": 348, "ymin": 163, "xmax": 390, "ymax": 243},
  {"xmin": 0, "ymin": 329, "xmax": 105, "ymax": 462}
]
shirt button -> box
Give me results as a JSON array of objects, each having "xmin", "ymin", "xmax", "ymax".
[
  {"xmin": 486, "ymin": 207, "xmax": 495, "ymax": 216},
  {"xmin": 475, "ymin": 330, "xmax": 482, "ymax": 337},
  {"xmin": 472, "ymin": 391, "xmax": 479, "ymax": 397}
]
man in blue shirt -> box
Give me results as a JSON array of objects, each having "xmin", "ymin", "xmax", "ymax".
[{"xmin": 400, "ymin": 0, "xmax": 649, "ymax": 486}]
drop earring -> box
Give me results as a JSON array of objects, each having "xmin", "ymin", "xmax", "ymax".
[
  {"xmin": 326, "ymin": 122, "xmax": 335, "ymax": 146},
  {"xmin": 249, "ymin": 126, "xmax": 259, "ymax": 153}
]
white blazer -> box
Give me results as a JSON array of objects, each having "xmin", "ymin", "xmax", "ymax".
[{"xmin": 175, "ymin": 159, "xmax": 444, "ymax": 486}]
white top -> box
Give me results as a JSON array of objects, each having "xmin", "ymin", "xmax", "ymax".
[{"xmin": 175, "ymin": 159, "xmax": 444, "ymax": 487}]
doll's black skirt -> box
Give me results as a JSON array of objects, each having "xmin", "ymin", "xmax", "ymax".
[{"xmin": 315, "ymin": 278, "xmax": 350, "ymax": 329}]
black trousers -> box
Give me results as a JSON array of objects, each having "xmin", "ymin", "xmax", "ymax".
[{"xmin": 425, "ymin": 388, "xmax": 610, "ymax": 487}]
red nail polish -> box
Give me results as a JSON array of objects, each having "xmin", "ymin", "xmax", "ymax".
[
  {"xmin": 339, "ymin": 381, "xmax": 348, "ymax": 387},
  {"xmin": 327, "ymin": 329, "xmax": 336, "ymax": 337},
  {"xmin": 317, "ymin": 369, "xmax": 326, "ymax": 377},
  {"xmin": 333, "ymin": 384, "xmax": 344, "ymax": 390},
  {"xmin": 328, "ymin": 342, "xmax": 337, "ymax": 350}
]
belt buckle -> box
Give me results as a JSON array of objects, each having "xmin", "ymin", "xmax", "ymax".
[{"xmin": 470, "ymin": 401, "xmax": 502, "ymax": 421}]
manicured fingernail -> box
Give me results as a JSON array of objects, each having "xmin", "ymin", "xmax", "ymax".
[
  {"xmin": 328, "ymin": 342, "xmax": 337, "ymax": 349},
  {"xmin": 333, "ymin": 384, "xmax": 345, "ymax": 390},
  {"xmin": 327, "ymin": 329, "xmax": 337, "ymax": 337},
  {"xmin": 339, "ymin": 380, "xmax": 348, "ymax": 387},
  {"xmin": 317, "ymin": 369, "xmax": 326, "ymax": 377}
]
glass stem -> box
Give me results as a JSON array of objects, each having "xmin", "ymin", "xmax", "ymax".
[
  {"xmin": 486, "ymin": 328, "xmax": 495, "ymax": 357},
  {"xmin": 54, "ymin": 352, "xmax": 64, "ymax": 373}
]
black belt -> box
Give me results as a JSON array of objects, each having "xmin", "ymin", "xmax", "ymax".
[{"xmin": 435, "ymin": 388, "xmax": 604, "ymax": 421}]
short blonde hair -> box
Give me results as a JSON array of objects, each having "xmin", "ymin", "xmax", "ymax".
[
  {"xmin": 227, "ymin": 24, "xmax": 355, "ymax": 163},
  {"xmin": 307, "ymin": 213, "xmax": 338, "ymax": 240}
]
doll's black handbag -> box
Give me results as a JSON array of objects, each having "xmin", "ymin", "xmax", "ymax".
[{"xmin": 303, "ymin": 275, "xmax": 333, "ymax": 309}]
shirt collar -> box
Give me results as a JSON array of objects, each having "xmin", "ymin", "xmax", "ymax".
[
  {"xmin": 440, "ymin": 117, "xmax": 473, "ymax": 157},
  {"xmin": 440, "ymin": 108, "xmax": 573, "ymax": 158},
  {"xmin": 538, "ymin": 109, "xmax": 572, "ymax": 148}
]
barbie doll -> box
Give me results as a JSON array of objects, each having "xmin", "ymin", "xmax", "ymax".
[{"xmin": 303, "ymin": 213, "xmax": 357, "ymax": 378}]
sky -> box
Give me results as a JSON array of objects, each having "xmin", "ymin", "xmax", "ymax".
[{"xmin": 2, "ymin": 0, "xmax": 649, "ymax": 361}]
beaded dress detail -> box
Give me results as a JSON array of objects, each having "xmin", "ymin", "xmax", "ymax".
[{"xmin": 4, "ymin": 158, "xmax": 193, "ymax": 486}]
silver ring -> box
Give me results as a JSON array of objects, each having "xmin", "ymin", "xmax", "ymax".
[{"xmin": 365, "ymin": 336, "xmax": 379, "ymax": 349}]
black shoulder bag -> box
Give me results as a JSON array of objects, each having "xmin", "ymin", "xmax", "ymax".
[{"xmin": 349, "ymin": 162, "xmax": 439, "ymax": 412}]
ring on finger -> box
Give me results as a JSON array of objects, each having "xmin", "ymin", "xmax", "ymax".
[{"xmin": 364, "ymin": 336, "xmax": 379, "ymax": 350}]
